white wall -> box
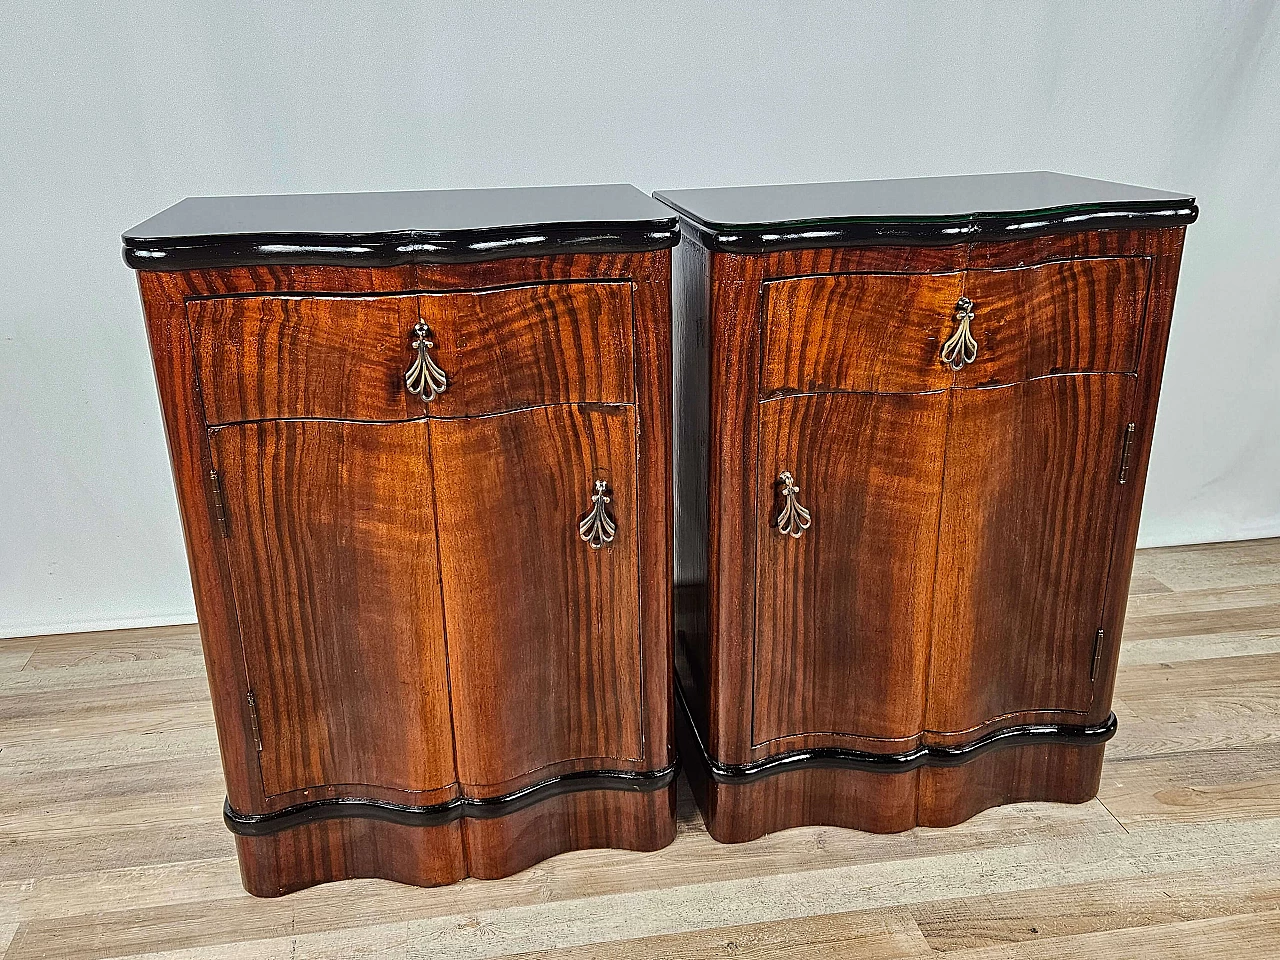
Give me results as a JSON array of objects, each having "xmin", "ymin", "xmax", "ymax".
[{"xmin": 1, "ymin": 1, "xmax": 1278, "ymax": 638}]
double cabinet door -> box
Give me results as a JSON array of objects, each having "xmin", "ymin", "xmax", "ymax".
[
  {"xmin": 753, "ymin": 257, "xmax": 1150, "ymax": 750},
  {"xmin": 189, "ymin": 283, "xmax": 645, "ymax": 801}
]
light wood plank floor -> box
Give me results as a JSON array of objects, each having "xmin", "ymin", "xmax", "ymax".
[{"xmin": 3, "ymin": 539, "xmax": 1280, "ymax": 958}]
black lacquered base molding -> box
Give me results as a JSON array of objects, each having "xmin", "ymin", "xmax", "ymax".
[
  {"xmin": 224, "ymin": 763, "xmax": 679, "ymax": 837},
  {"xmin": 676, "ymin": 684, "xmax": 1117, "ymax": 786}
]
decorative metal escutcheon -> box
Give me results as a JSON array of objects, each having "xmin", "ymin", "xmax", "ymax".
[
  {"xmin": 774, "ymin": 470, "xmax": 812, "ymax": 538},
  {"xmin": 579, "ymin": 479, "xmax": 617, "ymax": 549},
  {"xmin": 405, "ymin": 321, "xmax": 448, "ymax": 402},
  {"xmin": 940, "ymin": 296, "xmax": 978, "ymax": 370}
]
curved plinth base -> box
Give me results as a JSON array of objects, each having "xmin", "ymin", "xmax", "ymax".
[
  {"xmin": 231, "ymin": 771, "xmax": 677, "ymax": 897},
  {"xmin": 677, "ymin": 699, "xmax": 1114, "ymax": 844}
]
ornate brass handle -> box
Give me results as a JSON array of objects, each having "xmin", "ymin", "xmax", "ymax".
[
  {"xmin": 579, "ymin": 479, "xmax": 617, "ymax": 549},
  {"xmin": 774, "ymin": 471, "xmax": 811, "ymax": 538},
  {"xmin": 405, "ymin": 322, "xmax": 448, "ymax": 402},
  {"xmin": 940, "ymin": 296, "xmax": 978, "ymax": 370}
]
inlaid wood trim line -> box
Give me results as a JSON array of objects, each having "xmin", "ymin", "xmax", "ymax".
[
  {"xmin": 676, "ymin": 684, "xmax": 1115, "ymax": 783},
  {"xmin": 125, "ymin": 225, "xmax": 680, "ymax": 271},
  {"xmin": 223, "ymin": 762, "xmax": 679, "ymax": 836},
  {"xmin": 675, "ymin": 206, "xmax": 1198, "ymax": 254}
]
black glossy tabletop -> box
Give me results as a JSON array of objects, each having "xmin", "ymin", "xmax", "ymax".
[
  {"xmin": 123, "ymin": 183, "xmax": 679, "ymax": 270},
  {"xmin": 654, "ymin": 172, "xmax": 1197, "ymax": 252}
]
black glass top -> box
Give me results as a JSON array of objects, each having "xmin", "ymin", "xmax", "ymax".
[
  {"xmin": 653, "ymin": 172, "xmax": 1196, "ymax": 251},
  {"xmin": 123, "ymin": 183, "xmax": 679, "ymax": 270}
]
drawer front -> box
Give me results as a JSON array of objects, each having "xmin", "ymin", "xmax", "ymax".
[
  {"xmin": 423, "ymin": 282, "xmax": 635, "ymax": 417},
  {"xmin": 957, "ymin": 257, "xmax": 1150, "ymax": 387},
  {"xmin": 761, "ymin": 272, "xmax": 961, "ymax": 397},
  {"xmin": 190, "ymin": 282, "xmax": 635, "ymax": 425},
  {"xmin": 191, "ymin": 295, "xmax": 419, "ymax": 425}
]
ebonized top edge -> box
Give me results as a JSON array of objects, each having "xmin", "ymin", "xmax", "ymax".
[
  {"xmin": 123, "ymin": 183, "xmax": 679, "ymax": 271},
  {"xmin": 653, "ymin": 171, "xmax": 1197, "ymax": 252}
]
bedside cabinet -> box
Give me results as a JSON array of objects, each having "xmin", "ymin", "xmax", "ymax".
[
  {"xmin": 124, "ymin": 185, "xmax": 679, "ymax": 895},
  {"xmin": 655, "ymin": 172, "xmax": 1197, "ymax": 842}
]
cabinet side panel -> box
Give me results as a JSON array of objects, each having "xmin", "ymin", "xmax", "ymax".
[
  {"xmin": 1088, "ymin": 228, "xmax": 1188, "ymax": 724},
  {"xmin": 136, "ymin": 273, "xmax": 263, "ymax": 811},
  {"xmin": 705, "ymin": 252, "xmax": 766, "ymax": 763},
  {"xmin": 631, "ymin": 255, "xmax": 676, "ymax": 770},
  {"xmin": 672, "ymin": 237, "xmax": 712, "ymax": 742},
  {"xmin": 673, "ymin": 239, "xmax": 711, "ymax": 588}
]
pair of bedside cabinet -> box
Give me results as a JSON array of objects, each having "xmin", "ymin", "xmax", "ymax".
[{"xmin": 124, "ymin": 173, "xmax": 1197, "ymax": 896}]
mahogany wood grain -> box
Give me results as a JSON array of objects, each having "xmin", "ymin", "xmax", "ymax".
[
  {"xmin": 423, "ymin": 282, "xmax": 635, "ymax": 416},
  {"xmin": 926, "ymin": 375, "xmax": 1135, "ymax": 740},
  {"xmin": 136, "ymin": 273, "xmax": 263, "ymax": 814},
  {"xmin": 134, "ymin": 243, "xmax": 675, "ymax": 894},
  {"xmin": 144, "ymin": 253, "xmax": 665, "ymax": 300},
  {"xmin": 234, "ymin": 819, "xmax": 466, "ymax": 898},
  {"xmin": 760, "ymin": 273, "xmax": 960, "ymax": 396},
  {"xmin": 677, "ymin": 702, "xmax": 1104, "ymax": 843},
  {"xmin": 210, "ymin": 420, "xmax": 457, "ymax": 799},
  {"xmin": 430, "ymin": 404, "xmax": 644, "ymax": 791},
  {"xmin": 1086, "ymin": 229, "xmax": 1188, "ymax": 727},
  {"xmin": 671, "ymin": 226, "xmax": 1189, "ymax": 840},
  {"xmin": 753, "ymin": 392, "xmax": 948, "ymax": 748},
  {"xmin": 462, "ymin": 784, "xmax": 676, "ymax": 880},
  {"xmin": 191, "ymin": 295, "xmax": 418, "ymax": 424},
  {"xmin": 958, "ymin": 258, "xmax": 1150, "ymax": 387}
]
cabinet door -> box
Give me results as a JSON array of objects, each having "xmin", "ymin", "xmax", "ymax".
[
  {"xmin": 753, "ymin": 392, "xmax": 949, "ymax": 746},
  {"xmin": 211, "ymin": 421, "xmax": 457, "ymax": 798},
  {"xmin": 926, "ymin": 374, "xmax": 1134, "ymax": 736},
  {"xmin": 430, "ymin": 404, "xmax": 643, "ymax": 789}
]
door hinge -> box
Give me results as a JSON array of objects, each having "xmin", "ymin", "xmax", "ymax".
[
  {"xmin": 1090, "ymin": 628, "xmax": 1106, "ymax": 681},
  {"xmin": 246, "ymin": 690, "xmax": 263, "ymax": 752},
  {"xmin": 1118, "ymin": 422, "xmax": 1137, "ymax": 484},
  {"xmin": 209, "ymin": 469, "xmax": 230, "ymax": 538}
]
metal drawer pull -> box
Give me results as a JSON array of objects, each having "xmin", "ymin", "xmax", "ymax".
[
  {"xmin": 579, "ymin": 480, "xmax": 617, "ymax": 549},
  {"xmin": 774, "ymin": 471, "xmax": 812, "ymax": 538},
  {"xmin": 941, "ymin": 296, "xmax": 978, "ymax": 370},
  {"xmin": 405, "ymin": 322, "xmax": 448, "ymax": 402}
]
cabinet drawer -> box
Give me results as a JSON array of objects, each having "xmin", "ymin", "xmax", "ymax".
[
  {"xmin": 190, "ymin": 282, "xmax": 635, "ymax": 425},
  {"xmin": 761, "ymin": 272, "xmax": 961, "ymax": 397},
  {"xmin": 958, "ymin": 257, "xmax": 1150, "ymax": 386},
  {"xmin": 423, "ymin": 282, "xmax": 635, "ymax": 417},
  {"xmin": 191, "ymin": 295, "xmax": 419, "ymax": 424}
]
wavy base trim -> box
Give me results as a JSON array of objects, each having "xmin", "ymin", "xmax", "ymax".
[
  {"xmin": 224, "ymin": 763, "xmax": 679, "ymax": 837},
  {"xmin": 676, "ymin": 684, "xmax": 1116, "ymax": 785}
]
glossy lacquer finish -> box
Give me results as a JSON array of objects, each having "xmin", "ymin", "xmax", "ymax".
[
  {"xmin": 662, "ymin": 172, "xmax": 1193, "ymax": 842},
  {"xmin": 128, "ymin": 184, "xmax": 676, "ymax": 895}
]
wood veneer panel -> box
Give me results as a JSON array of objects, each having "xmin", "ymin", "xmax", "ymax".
[
  {"xmin": 191, "ymin": 295, "xmax": 418, "ymax": 424},
  {"xmin": 430, "ymin": 404, "xmax": 644, "ymax": 790},
  {"xmin": 926, "ymin": 375, "xmax": 1135, "ymax": 738},
  {"xmin": 210, "ymin": 420, "xmax": 456, "ymax": 799},
  {"xmin": 760, "ymin": 272, "xmax": 960, "ymax": 396},
  {"xmin": 234, "ymin": 818, "xmax": 466, "ymax": 898},
  {"xmin": 753, "ymin": 392, "xmax": 948, "ymax": 746},
  {"xmin": 958, "ymin": 257, "xmax": 1150, "ymax": 387},
  {"xmin": 421, "ymin": 281, "xmax": 634, "ymax": 417},
  {"xmin": 462, "ymin": 784, "xmax": 676, "ymax": 880}
]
